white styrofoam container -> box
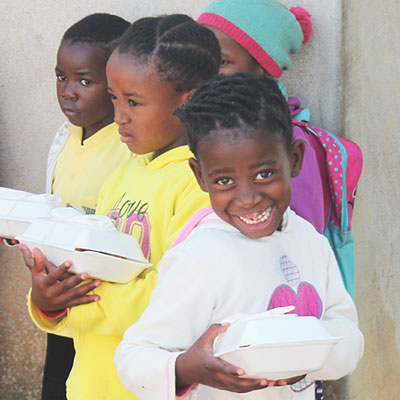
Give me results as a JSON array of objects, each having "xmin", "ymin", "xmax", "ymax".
[
  {"xmin": 16, "ymin": 207, "xmax": 152, "ymax": 283},
  {"xmin": 214, "ymin": 309, "xmax": 342, "ymax": 380},
  {"xmin": 0, "ymin": 187, "xmax": 62, "ymax": 239}
]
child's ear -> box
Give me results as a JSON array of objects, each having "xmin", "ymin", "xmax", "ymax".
[
  {"xmin": 290, "ymin": 140, "xmax": 305, "ymax": 178},
  {"xmin": 180, "ymin": 89, "xmax": 195, "ymax": 106},
  {"xmin": 189, "ymin": 158, "xmax": 208, "ymax": 193}
]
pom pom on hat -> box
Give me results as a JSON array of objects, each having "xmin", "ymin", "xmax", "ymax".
[{"xmin": 290, "ymin": 7, "xmax": 312, "ymax": 44}]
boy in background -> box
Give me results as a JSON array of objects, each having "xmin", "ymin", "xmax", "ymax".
[{"xmin": 43, "ymin": 13, "xmax": 131, "ymax": 399}]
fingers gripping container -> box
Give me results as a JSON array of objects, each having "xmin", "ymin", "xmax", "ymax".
[
  {"xmin": 0, "ymin": 187, "xmax": 62, "ymax": 240},
  {"xmin": 17, "ymin": 207, "xmax": 152, "ymax": 283},
  {"xmin": 213, "ymin": 307, "xmax": 343, "ymax": 380}
]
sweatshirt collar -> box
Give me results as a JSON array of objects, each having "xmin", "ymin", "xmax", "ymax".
[
  {"xmin": 68, "ymin": 122, "xmax": 119, "ymax": 148},
  {"xmin": 139, "ymin": 145, "xmax": 194, "ymax": 170},
  {"xmin": 279, "ymin": 80, "xmax": 311, "ymax": 123},
  {"xmin": 197, "ymin": 208, "xmax": 294, "ymax": 238}
]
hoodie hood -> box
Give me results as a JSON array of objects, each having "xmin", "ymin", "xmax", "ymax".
[
  {"xmin": 278, "ymin": 80, "xmax": 310, "ymax": 123},
  {"xmin": 288, "ymin": 96, "xmax": 310, "ymax": 123}
]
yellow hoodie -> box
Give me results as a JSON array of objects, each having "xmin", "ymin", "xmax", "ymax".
[
  {"xmin": 29, "ymin": 145, "xmax": 210, "ymax": 400},
  {"xmin": 52, "ymin": 122, "xmax": 132, "ymax": 214}
]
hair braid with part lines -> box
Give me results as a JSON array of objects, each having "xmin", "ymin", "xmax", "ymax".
[
  {"xmin": 114, "ymin": 14, "xmax": 221, "ymax": 92},
  {"xmin": 174, "ymin": 73, "xmax": 294, "ymax": 158}
]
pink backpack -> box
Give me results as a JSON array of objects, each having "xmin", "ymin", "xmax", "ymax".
[{"xmin": 293, "ymin": 120, "xmax": 363, "ymax": 298}]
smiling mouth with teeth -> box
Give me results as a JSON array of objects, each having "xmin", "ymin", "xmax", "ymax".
[{"xmin": 237, "ymin": 207, "xmax": 272, "ymax": 225}]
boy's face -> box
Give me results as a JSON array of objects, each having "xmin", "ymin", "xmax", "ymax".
[
  {"xmin": 203, "ymin": 25, "xmax": 265, "ymax": 76},
  {"xmin": 56, "ymin": 40, "xmax": 114, "ymax": 136},
  {"xmin": 190, "ymin": 133, "xmax": 303, "ymax": 239},
  {"xmin": 106, "ymin": 51, "xmax": 190, "ymax": 157}
]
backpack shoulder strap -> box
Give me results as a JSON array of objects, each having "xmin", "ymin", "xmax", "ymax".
[{"xmin": 170, "ymin": 207, "xmax": 214, "ymax": 249}]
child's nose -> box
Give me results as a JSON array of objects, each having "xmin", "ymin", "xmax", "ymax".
[
  {"xmin": 237, "ymin": 185, "xmax": 262, "ymax": 208},
  {"xmin": 62, "ymin": 82, "xmax": 78, "ymax": 100},
  {"xmin": 114, "ymin": 104, "xmax": 129, "ymax": 125}
]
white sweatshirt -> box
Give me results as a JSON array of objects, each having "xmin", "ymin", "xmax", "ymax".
[{"xmin": 114, "ymin": 209, "xmax": 364, "ymax": 400}]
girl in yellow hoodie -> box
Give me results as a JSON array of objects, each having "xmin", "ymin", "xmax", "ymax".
[{"xmin": 21, "ymin": 14, "xmax": 221, "ymax": 400}]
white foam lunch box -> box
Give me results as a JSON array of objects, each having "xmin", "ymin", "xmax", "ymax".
[
  {"xmin": 16, "ymin": 207, "xmax": 152, "ymax": 283},
  {"xmin": 214, "ymin": 307, "xmax": 342, "ymax": 380},
  {"xmin": 0, "ymin": 187, "xmax": 62, "ymax": 239}
]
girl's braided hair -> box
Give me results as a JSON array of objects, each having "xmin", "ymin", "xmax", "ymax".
[
  {"xmin": 174, "ymin": 72, "xmax": 294, "ymax": 157},
  {"xmin": 114, "ymin": 14, "xmax": 221, "ymax": 92}
]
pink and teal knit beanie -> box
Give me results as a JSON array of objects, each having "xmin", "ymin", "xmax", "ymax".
[{"xmin": 197, "ymin": 0, "xmax": 312, "ymax": 78}]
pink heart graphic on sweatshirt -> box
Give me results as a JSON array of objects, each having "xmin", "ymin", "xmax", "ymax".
[{"xmin": 267, "ymin": 282, "xmax": 322, "ymax": 318}]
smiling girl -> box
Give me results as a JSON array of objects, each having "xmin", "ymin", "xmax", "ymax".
[
  {"xmin": 114, "ymin": 73, "xmax": 364, "ymax": 400},
  {"xmin": 23, "ymin": 14, "xmax": 221, "ymax": 400}
]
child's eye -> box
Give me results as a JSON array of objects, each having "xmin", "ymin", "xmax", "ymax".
[
  {"xmin": 80, "ymin": 79, "xmax": 93, "ymax": 87},
  {"xmin": 109, "ymin": 93, "xmax": 117, "ymax": 101},
  {"xmin": 56, "ymin": 74, "xmax": 66, "ymax": 82},
  {"xmin": 215, "ymin": 177, "xmax": 234, "ymax": 186},
  {"xmin": 128, "ymin": 99, "xmax": 140, "ymax": 107},
  {"xmin": 255, "ymin": 170, "xmax": 273, "ymax": 180},
  {"xmin": 221, "ymin": 59, "xmax": 231, "ymax": 66}
]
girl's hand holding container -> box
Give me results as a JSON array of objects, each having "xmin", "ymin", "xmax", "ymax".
[
  {"xmin": 175, "ymin": 323, "xmax": 305, "ymax": 393},
  {"xmin": 19, "ymin": 244, "xmax": 101, "ymax": 312}
]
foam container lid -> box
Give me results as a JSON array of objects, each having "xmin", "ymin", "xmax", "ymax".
[
  {"xmin": 0, "ymin": 187, "xmax": 62, "ymax": 238},
  {"xmin": 17, "ymin": 207, "xmax": 150, "ymax": 265},
  {"xmin": 214, "ymin": 307, "xmax": 341, "ymax": 355}
]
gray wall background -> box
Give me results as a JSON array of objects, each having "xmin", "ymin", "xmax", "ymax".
[
  {"xmin": 0, "ymin": 0, "xmax": 399, "ymax": 398},
  {"xmin": 344, "ymin": 0, "xmax": 400, "ymax": 398}
]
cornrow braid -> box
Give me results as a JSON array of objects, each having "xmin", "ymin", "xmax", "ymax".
[
  {"xmin": 174, "ymin": 73, "xmax": 294, "ymax": 157},
  {"xmin": 114, "ymin": 14, "xmax": 221, "ymax": 92},
  {"xmin": 62, "ymin": 14, "xmax": 130, "ymax": 52}
]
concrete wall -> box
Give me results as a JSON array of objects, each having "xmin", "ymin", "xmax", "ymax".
[
  {"xmin": 2, "ymin": 0, "xmax": 392, "ymax": 399},
  {"xmin": 343, "ymin": 1, "xmax": 400, "ymax": 398}
]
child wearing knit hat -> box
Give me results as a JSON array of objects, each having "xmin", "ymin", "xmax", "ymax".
[
  {"xmin": 197, "ymin": 0, "xmax": 312, "ymax": 79},
  {"xmin": 198, "ymin": 0, "xmax": 327, "ymax": 240}
]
